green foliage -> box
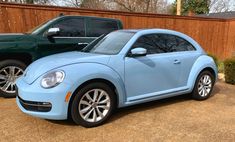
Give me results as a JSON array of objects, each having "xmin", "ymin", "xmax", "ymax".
[
  {"xmin": 171, "ymin": 0, "xmax": 210, "ymax": 15},
  {"xmin": 208, "ymin": 53, "xmax": 225, "ymax": 73},
  {"xmin": 217, "ymin": 61, "xmax": 224, "ymax": 73},
  {"xmin": 26, "ymin": 0, "xmax": 34, "ymax": 4},
  {"xmin": 224, "ymin": 57, "xmax": 235, "ymax": 85},
  {"xmin": 208, "ymin": 53, "xmax": 218, "ymax": 67}
]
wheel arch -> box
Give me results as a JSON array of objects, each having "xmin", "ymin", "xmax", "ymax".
[
  {"xmin": 0, "ymin": 52, "xmax": 33, "ymax": 65},
  {"xmin": 67, "ymin": 78, "xmax": 120, "ymax": 119},
  {"xmin": 198, "ymin": 67, "xmax": 216, "ymax": 79},
  {"xmin": 187, "ymin": 55, "xmax": 218, "ymax": 92}
]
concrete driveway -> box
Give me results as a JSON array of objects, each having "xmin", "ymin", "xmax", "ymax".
[{"xmin": 0, "ymin": 81, "xmax": 234, "ymax": 142}]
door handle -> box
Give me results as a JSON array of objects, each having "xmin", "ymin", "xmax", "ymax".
[{"xmin": 174, "ymin": 59, "xmax": 181, "ymax": 64}]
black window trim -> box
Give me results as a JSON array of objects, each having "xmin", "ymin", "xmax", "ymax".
[
  {"xmin": 126, "ymin": 33, "xmax": 197, "ymax": 57},
  {"xmin": 46, "ymin": 17, "xmax": 86, "ymax": 38},
  {"xmin": 87, "ymin": 18, "xmax": 119, "ymax": 37}
]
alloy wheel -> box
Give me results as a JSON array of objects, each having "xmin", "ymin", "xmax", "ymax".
[
  {"xmin": 78, "ymin": 89, "xmax": 111, "ymax": 123},
  {"xmin": 0, "ymin": 66, "xmax": 24, "ymax": 94},
  {"xmin": 197, "ymin": 74, "xmax": 212, "ymax": 97}
]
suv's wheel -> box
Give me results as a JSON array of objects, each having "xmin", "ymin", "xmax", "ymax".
[
  {"xmin": 192, "ymin": 70, "xmax": 215, "ymax": 100},
  {"xmin": 70, "ymin": 82, "xmax": 116, "ymax": 128},
  {"xmin": 0, "ymin": 60, "xmax": 26, "ymax": 98}
]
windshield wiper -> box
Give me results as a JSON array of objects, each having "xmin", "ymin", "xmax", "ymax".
[{"xmin": 81, "ymin": 34, "xmax": 106, "ymax": 52}]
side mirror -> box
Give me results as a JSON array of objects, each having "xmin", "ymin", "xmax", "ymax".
[
  {"xmin": 130, "ymin": 47, "xmax": 147, "ymax": 57},
  {"xmin": 45, "ymin": 28, "xmax": 60, "ymax": 38}
]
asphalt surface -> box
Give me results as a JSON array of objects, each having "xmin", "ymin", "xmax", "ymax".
[{"xmin": 0, "ymin": 81, "xmax": 234, "ymax": 142}]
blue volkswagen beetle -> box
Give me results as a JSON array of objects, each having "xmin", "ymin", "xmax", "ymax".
[{"xmin": 16, "ymin": 29, "xmax": 217, "ymax": 127}]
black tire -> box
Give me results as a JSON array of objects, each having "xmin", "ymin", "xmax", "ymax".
[
  {"xmin": 192, "ymin": 70, "xmax": 215, "ymax": 101},
  {"xmin": 70, "ymin": 82, "xmax": 116, "ymax": 128},
  {"xmin": 0, "ymin": 60, "xmax": 26, "ymax": 98}
]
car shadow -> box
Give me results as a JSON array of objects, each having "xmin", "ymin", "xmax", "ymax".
[
  {"xmin": 108, "ymin": 84, "xmax": 220, "ymax": 124},
  {"xmin": 46, "ymin": 119, "xmax": 76, "ymax": 126},
  {"xmin": 46, "ymin": 84, "xmax": 220, "ymax": 126}
]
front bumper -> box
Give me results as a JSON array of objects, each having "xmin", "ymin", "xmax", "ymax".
[
  {"xmin": 18, "ymin": 96, "xmax": 52, "ymax": 112},
  {"xmin": 16, "ymin": 77, "xmax": 72, "ymax": 120}
]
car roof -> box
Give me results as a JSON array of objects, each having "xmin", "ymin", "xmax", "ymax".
[
  {"xmin": 119, "ymin": 28, "xmax": 181, "ymax": 33},
  {"xmin": 118, "ymin": 29, "xmax": 185, "ymax": 34},
  {"xmin": 118, "ymin": 29, "xmax": 195, "ymax": 40},
  {"xmin": 117, "ymin": 29, "xmax": 205, "ymax": 53},
  {"xmin": 58, "ymin": 15, "xmax": 121, "ymax": 21}
]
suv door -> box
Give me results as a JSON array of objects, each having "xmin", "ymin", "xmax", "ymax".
[
  {"xmin": 36, "ymin": 18, "xmax": 94, "ymax": 58},
  {"xmin": 125, "ymin": 34, "xmax": 183, "ymax": 101}
]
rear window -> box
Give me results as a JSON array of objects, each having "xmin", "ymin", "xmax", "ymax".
[{"xmin": 88, "ymin": 19, "xmax": 118, "ymax": 37}]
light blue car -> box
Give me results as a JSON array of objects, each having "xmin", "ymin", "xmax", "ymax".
[{"xmin": 16, "ymin": 29, "xmax": 217, "ymax": 127}]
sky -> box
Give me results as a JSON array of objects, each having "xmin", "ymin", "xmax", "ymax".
[
  {"xmin": 168, "ymin": 0, "xmax": 174, "ymax": 3},
  {"xmin": 166, "ymin": 0, "xmax": 235, "ymax": 12},
  {"xmin": 54, "ymin": 0, "xmax": 234, "ymax": 13}
]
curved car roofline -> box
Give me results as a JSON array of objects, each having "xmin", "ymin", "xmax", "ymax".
[
  {"xmin": 117, "ymin": 29, "xmax": 187, "ymax": 35},
  {"xmin": 117, "ymin": 29, "xmax": 205, "ymax": 53},
  {"xmin": 118, "ymin": 28, "xmax": 185, "ymax": 34}
]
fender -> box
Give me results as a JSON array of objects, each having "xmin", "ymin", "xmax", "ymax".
[
  {"xmin": 60, "ymin": 63, "xmax": 127, "ymax": 107},
  {"xmin": 187, "ymin": 55, "xmax": 218, "ymax": 92}
]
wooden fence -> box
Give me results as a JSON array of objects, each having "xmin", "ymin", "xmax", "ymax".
[{"xmin": 0, "ymin": 2, "xmax": 235, "ymax": 60}]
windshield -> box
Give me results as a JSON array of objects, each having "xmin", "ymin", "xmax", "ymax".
[
  {"xmin": 26, "ymin": 18, "xmax": 57, "ymax": 35},
  {"xmin": 82, "ymin": 31, "xmax": 135, "ymax": 55}
]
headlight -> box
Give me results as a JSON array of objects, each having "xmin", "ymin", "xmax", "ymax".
[{"xmin": 41, "ymin": 71, "xmax": 65, "ymax": 89}]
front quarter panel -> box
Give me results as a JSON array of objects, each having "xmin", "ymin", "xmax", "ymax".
[
  {"xmin": 58, "ymin": 63, "xmax": 126, "ymax": 107},
  {"xmin": 187, "ymin": 55, "xmax": 218, "ymax": 92}
]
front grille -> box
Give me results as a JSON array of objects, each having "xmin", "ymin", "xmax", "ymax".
[{"xmin": 18, "ymin": 96, "xmax": 52, "ymax": 112}]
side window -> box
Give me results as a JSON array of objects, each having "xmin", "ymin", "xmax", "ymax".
[
  {"xmin": 89, "ymin": 19, "xmax": 118, "ymax": 37},
  {"xmin": 162, "ymin": 34, "xmax": 196, "ymax": 52},
  {"xmin": 52, "ymin": 18, "xmax": 85, "ymax": 37},
  {"xmin": 131, "ymin": 34, "xmax": 196, "ymax": 55},
  {"xmin": 175, "ymin": 36, "xmax": 195, "ymax": 51},
  {"xmin": 132, "ymin": 34, "xmax": 168, "ymax": 55}
]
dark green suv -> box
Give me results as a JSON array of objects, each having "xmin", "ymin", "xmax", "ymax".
[{"xmin": 0, "ymin": 15, "xmax": 123, "ymax": 97}]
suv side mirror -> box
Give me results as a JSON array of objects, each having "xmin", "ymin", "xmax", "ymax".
[
  {"xmin": 46, "ymin": 28, "xmax": 60, "ymax": 38},
  {"xmin": 130, "ymin": 47, "xmax": 147, "ymax": 57}
]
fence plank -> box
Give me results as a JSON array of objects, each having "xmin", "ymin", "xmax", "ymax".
[{"xmin": 0, "ymin": 2, "xmax": 234, "ymax": 59}]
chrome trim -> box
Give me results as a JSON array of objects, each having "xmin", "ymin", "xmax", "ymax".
[{"xmin": 53, "ymin": 37, "xmax": 98, "ymax": 39}]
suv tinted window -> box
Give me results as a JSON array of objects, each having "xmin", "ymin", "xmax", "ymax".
[
  {"xmin": 89, "ymin": 19, "xmax": 118, "ymax": 37},
  {"xmin": 52, "ymin": 18, "xmax": 85, "ymax": 37},
  {"xmin": 132, "ymin": 34, "xmax": 195, "ymax": 55}
]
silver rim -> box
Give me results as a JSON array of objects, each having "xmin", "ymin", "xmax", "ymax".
[
  {"xmin": 0, "ymin": 66, "xmax": 24, "ymax": 94},
  {"xmin": 79, "ymin": 89, "xmax": 111, "ymax": 123},
  {"xmin": 198, "ymin": 74, "xmax": 212, "ymax": 97}
]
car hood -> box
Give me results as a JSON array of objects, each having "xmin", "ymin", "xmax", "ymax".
[
  {"xmin": 23, "ymin": 51, "xmax": 110, "ymax": 84},
  {"xmin": 0, "ymin": 33, "xmax": 26, "ymax": 42}
]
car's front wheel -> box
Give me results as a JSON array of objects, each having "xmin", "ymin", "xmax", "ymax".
[
  {"xmin": 70, "ymin": 82, "xmax": 116, "ymax": 127},
  {"xmin": 0, "ymin": 60, "xmax": 26, "ymax": 98},
  {"xmin": 192, "ymin": 70, "xmax": 215, "ymax": 100}
]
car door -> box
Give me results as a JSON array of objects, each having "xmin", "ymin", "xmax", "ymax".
[
  {"xmin": 163, "ymin": 34, "xmax": 200, "ymax": 87},
  {"xmin": 36, "ymin": 18, "xmax": 96, "ymax": 58},
  {"xmin": 124, "ymin": 34, "xmax": 182, "ymax": 101}
]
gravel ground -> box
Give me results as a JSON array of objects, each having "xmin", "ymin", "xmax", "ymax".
[{"xmin": 0, "ymin": 81, "xmax": 234, "ymax": 142}]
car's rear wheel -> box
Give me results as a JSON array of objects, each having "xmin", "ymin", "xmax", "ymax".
[
  {"xmin": 0, "ymin": 60, "xmax": 26, "ymax": 98},
  {"xmin": 70, "ymin": 82, "xmax": 116, "ymax": 127},
  {"xmin": 192, "ymin": 70, "xmax": 215, "ymax": 100}
]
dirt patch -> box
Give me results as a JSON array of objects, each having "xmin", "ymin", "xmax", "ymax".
[{"xmin": 0, "ymin": 81, "xmax": 234, "ymax": 142}]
